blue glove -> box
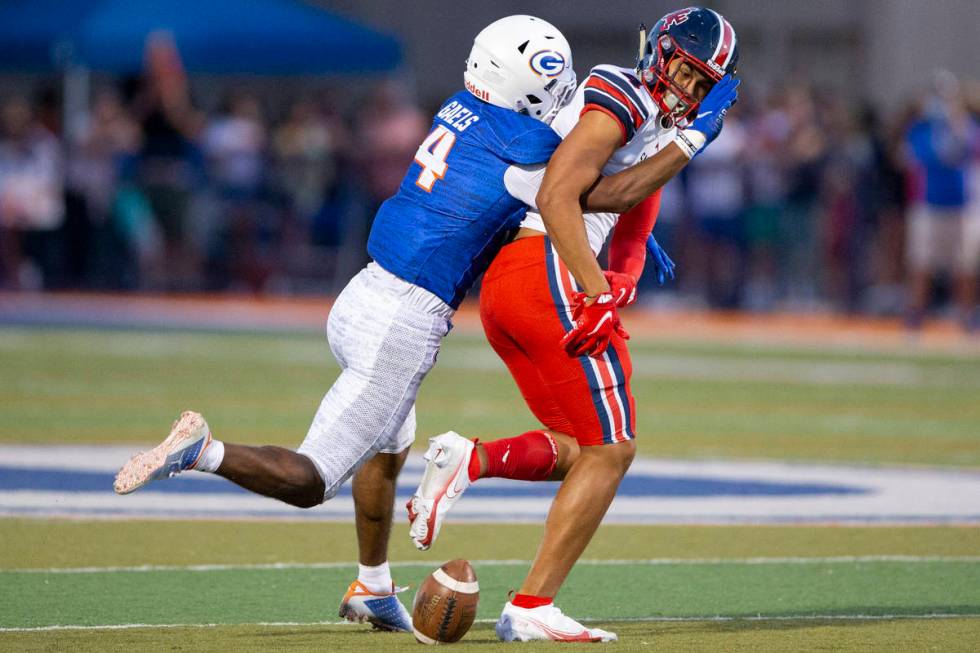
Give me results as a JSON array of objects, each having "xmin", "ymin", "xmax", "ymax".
[
  {"xmin": 688, "ymin": 75, "xmax": 740, "ymax": 147},
  {"xmin": 646, "ymin": 234, "xmax": 675, "ymax": 285}
]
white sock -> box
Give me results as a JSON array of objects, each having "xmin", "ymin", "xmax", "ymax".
[
  {"xmin": 194, "ymin": 439, "xmax": 225, "ymax": 473},
  {"xmin": 358, "ymin": 561, "xmax": 393, "ymax": 594}
]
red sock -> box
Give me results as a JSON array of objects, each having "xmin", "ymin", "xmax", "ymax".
[
  {"xmin": 512, "ymin": 593, "xmax": 553, "ymax": 609},
  {"xmin": 467, "ymin": 431, "xmax": 558, "ymax": 482}
]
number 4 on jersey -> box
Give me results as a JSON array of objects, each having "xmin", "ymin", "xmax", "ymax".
[{"xmin": 414, "ymin": 125, "xmax": 456, "ymax": 192}]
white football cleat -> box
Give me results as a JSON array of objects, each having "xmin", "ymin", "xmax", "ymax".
[
  {"xmin": 338, "ymin": 580, "xmax": 413, "ymax": 632},
  {"xmin": 495, "ymin": 601, "xmax": 617, "ymax": 643},
  {"xmin": 113, "ymin": 411, "xmax": 213, "ymax": 495},
  {"xmin": 407, "ymin": 431, "xmax": 475, "ymax": 550}
]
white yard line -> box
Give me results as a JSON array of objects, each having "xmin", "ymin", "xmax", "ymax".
[
  {"xmin": 5, "ymin": 555, "xmax": 979, "ymax": 575},
  {"xmin": 2, "ymin": 613, "xmax": 978, "ymax": 633}
]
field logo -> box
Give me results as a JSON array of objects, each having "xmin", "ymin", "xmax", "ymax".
[{"xmin": 529, "ymin": 50, "xmax": 565, "ymax": 77}]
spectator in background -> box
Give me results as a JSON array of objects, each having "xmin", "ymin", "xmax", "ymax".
[
  {"xmin": 200, "ymin": 92, "xmax": 271, "ymax": 291},
  {"xmin": 269, "ymin": 98, "xmax": 349, "ymax": 287},
  {"xmin": 273, "ymin": 99, "xmax": 343, "ymax": 221},
  {"xmin": 355, "ymin": 80, "xmax": 426, "ymax": 208},
  {"xmin": 781, "ymin": 85, "xmax": 828, "ymax": 306},
  {"xmin": 130, "ymin": 31, "xmax": 204, "ymax": 290},
  {"xmin": 0, "ymin": 97, "xmax": 64, "ymax": 289},
  {"xmin": 686, "ymin": 107, "xmax": 748, "ymax": 308},
  {"xmin": 742, "ymin": 90, "xmax": 790, "ymax": 311},
  {"xmin": 965, "ymin": 105, "xmax": 980, "ymax": 332},
  {"xmin": 203, "ymin": 93, "xmax": 266, "ymax": 198},
  {"xmin": 65, "ymin": 89, "xmax": 143, "ymax": 286},
  {"xmin": 820, "ymin": 98, "xmax": 878, "ymax": 313},
  {"xmin": 340, "ymin": 81, "xmax": 425, "ymax": 282},
  {"xmin": 903, "ymin": 71, "xmax": 978, "ymax": 331}
]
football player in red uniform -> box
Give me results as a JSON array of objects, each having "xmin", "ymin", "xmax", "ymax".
[{"xmin": 410, "ymin": 7, "xmax": 740, "ymax": 642}]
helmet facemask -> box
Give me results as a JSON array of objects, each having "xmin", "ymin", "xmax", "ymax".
[
  {"xmin": 639, "ymin": 31, "xmax": 721, "ymax": 128},
  {"xmin": 536, "ymin": 71, "xmax": 577, "ymax": 124}
]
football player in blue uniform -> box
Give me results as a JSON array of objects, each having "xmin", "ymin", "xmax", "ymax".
[
  {"xmin": 112, "ymin": 15, "xmax": 580, "ymax": 633},
  {"xmin": 113, "ymin": 12, "xmax": 701, "ymax": 633}
]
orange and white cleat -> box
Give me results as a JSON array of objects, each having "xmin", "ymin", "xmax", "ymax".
[
  {"xmin": 407, "ymin": 431, "xmax": 475, "ymax": 550},
  {"xmin": 113, "ymin": 411, "xmax": 213, "ymax": 495},
  {"xmin": 338, "ymin": 580, "xmax": 413, "ymax": 632},
  {"xmin": 495, "ymin": 601, "xmax": 617, "ymax": 643}
]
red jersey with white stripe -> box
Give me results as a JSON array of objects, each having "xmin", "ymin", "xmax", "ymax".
[{"xmin": 521, "ymin": 65, "xmax": 676, "ymax": 253}]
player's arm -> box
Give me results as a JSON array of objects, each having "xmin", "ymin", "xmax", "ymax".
[
  {"xmin": 581, "ymin": 145, "xmax": 686, "ymax": 213},
  {"xmin": 535, "ymin": 110, "xmax": 622, "ymax": 297},
  {"xmin": 582, "ymin": 74, "xmax": 742, "ymax": 214}
]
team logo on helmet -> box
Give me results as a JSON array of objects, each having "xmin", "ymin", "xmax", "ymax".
[
  {"xmin": 662, "ymin": 8, "xmax": 693, "ymax": 30},
  {"xmin": 529, "ymin": 50, "xmax": 566, "ymax": 77}
]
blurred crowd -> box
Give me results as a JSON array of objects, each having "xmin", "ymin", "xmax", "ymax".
[
  {"xmin": 655, "ymin": 72, "xmax": 979, "ymax": 331},
  {"xmin": 0, "ymin": 37, "xmax": 428, "ymax": 295},
  {"xmin": 0, "ymin": 50, "xmax": 978, "ymax": 327}
]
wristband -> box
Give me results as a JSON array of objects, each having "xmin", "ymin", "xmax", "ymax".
[{"xmin": 673, "ymin": 128, "xmax": 706, "ymax": 159}]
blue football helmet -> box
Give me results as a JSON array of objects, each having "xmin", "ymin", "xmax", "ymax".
[{"xmin": 637, "ymin": 6, "xmax": 739, "ymax": 127}]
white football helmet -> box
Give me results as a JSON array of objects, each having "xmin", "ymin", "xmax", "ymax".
[{"xmin": 464, "ymin": 15, "xmax": 576, "ymax": 124}]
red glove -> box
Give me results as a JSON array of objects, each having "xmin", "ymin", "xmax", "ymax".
[
  {"xmin": 559, "ymin": 292, "xmax": 630, "ymax": 358},
  {"xmin": 603, "ymin": 271, "xmax": 638, "ymax": 308}
]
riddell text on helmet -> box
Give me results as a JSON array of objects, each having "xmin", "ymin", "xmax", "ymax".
[{"xmin": 465, "ymin": 79, "xmax": 490, "ymax": 102}]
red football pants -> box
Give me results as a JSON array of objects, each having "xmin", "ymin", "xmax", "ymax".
[{"xmin": 480, "ymin": 236, "xmax": 635, "ymax": 446}]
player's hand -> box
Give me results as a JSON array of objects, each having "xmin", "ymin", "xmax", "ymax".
[
  {"xmin": 646, "ymin": 234, "xmax": 676, "ymax": 285},
  {"xmin": 603, "ymin": 271, "xmax": 638, "ymax": 307},
  {"xmin": 560, "ymin": 292, "xmax": 629, "ymax": 358},
  {"xmin": 689, "ymin": 75, "xmax": 740, "ymax": 147}
]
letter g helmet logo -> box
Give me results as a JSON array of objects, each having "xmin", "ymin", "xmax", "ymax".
[{"xmin": 529, "ymin": 50, "xmax": 566, "ymax": 77}]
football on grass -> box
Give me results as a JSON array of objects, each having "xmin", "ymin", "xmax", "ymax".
[{"xmin": 412, "ymin": 559, "xmax": 479, "ymax": 644}]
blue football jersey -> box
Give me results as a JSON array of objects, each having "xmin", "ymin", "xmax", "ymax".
[{"xmin": 368, "ymin": 91, "xmax": 561, "ymax": 309}]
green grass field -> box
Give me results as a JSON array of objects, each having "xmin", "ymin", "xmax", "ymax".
[
  {"xmin": 3, "ymin": 327, "xmax": 979, "ymax": 464},
  {"xmin": 1, "ymin": 325, "xmax": 979, "ymax": 651}
]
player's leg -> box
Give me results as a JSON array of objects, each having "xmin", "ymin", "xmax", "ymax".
[
  {"xmin": 408, "ymin": 240, "xmax": 580, "ymax": 549},
  {"xmin": 306, "ymin": 267, "xmax": 449, "ymax": 631},
  {"xmin": 494, "ymin": 240, "xmax": 635, "ymax": 641},
  {"xmin": 344, "ymin": 404, "xmax": 414, "ymax": 594},
  {"xmin": 520, "ymin": 438, "xmax": 635, "ymax": 597},
  {"xmin": 406, "ymin": 344, "xmax": 579, "ymax": 549},
  {"xmin": 353, "ymin": 449, "xmax": 410, "ymax": 567},
  {"xmin": 116, "ymin": 264, "xmax": 449, "ymax": 515},
  {"xmin": 955, "ymin": 211, "xmax": 979, "ymax": 331},
  {"xmin": 112, "ymin": 409, "xmax": 325, "ymax": 508},
  {"xmin": 496, "ymin": 331, "xmax": 635, "ymax": 643},
  {"xmin": 216, "ymin": 443, "xmax": 324, "ymax": 508},
  {"xmin": 339, "ymin": 445, "xmax": 413, "ymax": 632},
  {"xmin": 905, "ymin": 206, "xmax": 937, "ymax": 328},
  {"xmin": 469, "ymin": 322, "xmax": 581, "ymax": 482},
  {"xmin": 472, "ymin": 236, "xmax": 583, "ymax": 481}
]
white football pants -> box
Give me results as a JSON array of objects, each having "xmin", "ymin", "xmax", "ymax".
[{"xmin": 297, "ymin": 262, "xmax": 453, "ymax": 500}]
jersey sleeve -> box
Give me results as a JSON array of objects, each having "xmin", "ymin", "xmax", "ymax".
[
  {"xmin": 609, "ymin": 190, "xmax": 661, "ymax": 279},
  {"xmin": 581, "ymin": 66, "xmax": 650, "ymax": 145},
  {"xmin": 503, "ymin": 163, "xmax": 547, "ymax": 209},
  {"xmin": 499, "ymin": 123, "xmax": 562, "ymax": 165}
]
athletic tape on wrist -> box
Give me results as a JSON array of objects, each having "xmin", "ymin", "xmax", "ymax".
[{"xmin": 673, "ymin": 129, "xmax": 706, "ymax": 159}]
